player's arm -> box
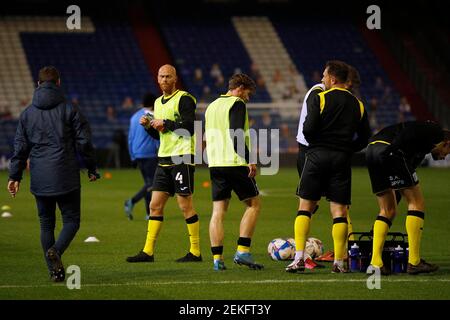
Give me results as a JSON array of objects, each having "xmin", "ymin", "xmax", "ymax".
[
  {"xmin": 303, "ymin": 93, "xmax": 321, "ymax": 143},
  {"xmin": 229, "ymin": 100, "xmax": 250, "ymax": 164},
  {"xmin": 163, "ymin": 95, "xmax": 196, "ymax": 137},
  {"xmin": 8, "ymin": 116, "xmax": 31, "ymax": 196},
  {"xmin": 139, "ymin": 113, "xmax": 160, "ymax": 140},
  {"xmin": 352, "ymin": 103, "xmax": 372, "ymax": 152},
  {"xmin": 71, "ymin": 104, "xmax": 99, "ymax": 180}
]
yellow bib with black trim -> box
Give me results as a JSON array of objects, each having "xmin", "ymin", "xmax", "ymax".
[
  {"xmin": 154, "ymin": 90, "xmax": 196, "ymax": 158},
  {"xmin": 205, "ymin": 95, "xmax": 250, "ymax": 167}
]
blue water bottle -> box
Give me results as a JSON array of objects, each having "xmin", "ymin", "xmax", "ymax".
[
  {"xmin": 393, "ymin": 245, "xmax": 404, "ymax": 273},
  {"xmin": 349, "ymin": 243, "xmax": 360, "ymax": 272},
  {"xmin": 403, "ymin": 247, "xmax": 409, "ymax": 272}
]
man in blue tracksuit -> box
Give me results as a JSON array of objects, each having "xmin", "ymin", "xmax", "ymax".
[
  {"xmin": 124, "ymin": 93, "xmax": 159, "ymax": 220},
  {"xmin": 8, "ymin": 66, "xmax": 99, "ymax": 282}
]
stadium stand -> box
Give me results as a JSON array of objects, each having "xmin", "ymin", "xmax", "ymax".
[
  {"xmin": 159, "ymin": 17, "xmax": 271, "ymax": 103},
  {"xmin": 19, "ymin": 21, "xmax": 158, "ymax": 150},
  {"xmin": 0, "ymin": 9, "xmax": 427, "ymax": 163},
  {"xmin": 272, "ymin": 17, "xmax": 415, "ymax": 129},
  {"xmin": 232, "ymin": 16, "xmax": 308, "ymax": 102}
]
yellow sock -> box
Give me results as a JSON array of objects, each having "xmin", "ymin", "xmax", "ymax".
[
  {"xmin": 212, "ymin": 246, "xmax": 224, "ymax": 261},
  {"xmin": 237, "ymin": 245, "xmax": 250, "ymax": 253},
  {"xmin": 347, "ymin": 212, "xmax": 355, "ymax": 241},
  {"xmin": 371, "ymin": 217, "xmax": 391, "ymax": 267},
  {"xmin": 406, "ymin": 211, "xmax": 424, "ymax": 266},
  {"xmin": 143, "ymin": 217, "xmax": 163, "ymax": 256},
  {"xmin": 186, "ymin": 215, "xmax": 201, "ymax": 257},
  {"xmin": 295, "ymin": 211, "xmax": 311, "ymax": 251},
  {"xmin": 332, "ymin": 218, "xmax": 348, "ymax": 261},
  {"xmin": 213, "ymin": 254, "xmax": 223, "ymax": 261}
]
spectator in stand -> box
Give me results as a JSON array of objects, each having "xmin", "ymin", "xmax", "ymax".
[
  {"xmin": 272, "ymin": 69, "xmax": 284, "ymax": 99},
  {"xmin": 261, "ymin": 112, "xmax": 272, "ymax": 129},
  {"xmin": 288, "ymin": 65, "xmax": 303, "ymax": 95},
  {"xmin": 0, "ymin": 105, "xmax": 13, "ymax": 120},
  {"xmin": 200, "ymin": 85, "xmax": 215, "ymax": 103},
  {"xmin": 374, "ymin": 76, "xmax": 385, "ymax": 94},
  {"xmin": 215, "ymin": 75, "xmax": 225, "ymax": 90},
  {"xmin": 398, "ymin": 96, "xmax": 412, "ymax": 122},
  {"xmin": 106, "ymin": 129, "xmax": 126, "ymax": 169},
  {"xmin": 311, "ymin": 70, "xmax": 322, "ymax": 84},
  {"xmin": 193, "ymin": 68, "xmax": 203, "ymax": 85},
  {"xmin": 272, "ymin": 69, "xmax": 283, "ymax": 83},
  {"xmin": 70, "ymin": 96, "xmax": 80, "ymax": 109},
  {"xmin": 250, "ymin": 63, "xmax": 261, "ymax": 79},
  {"xmin": 210, "ymin": 63, "xmax": 223, "ymax": 81},
  {"xmin": 250, "ymin": 63, "xmax": 265, "ymax": 89},
  {"xmin": 121, "ymin": 96, "xmax": 135, "ymax": 111},
  {"xmin": 368, "ymin": 97, "xmax": 380, "ymax": 133},
  {"xmin": 282, "ymin": 85, "xmax": 297, "ymax": 101},
  {"xmin": 279, "ymin": 123, "xmax": 297, "ymax": 153},
  {"xmin": 106, "ymin": 105, "xmax": 116, "ymax": 122},
  {"xmin": 17, "ymin": 98, "xmax": 29, "ymax": 112},
  {"xmin": 381, "ymin": 85, "xmax": 393, "ymax": 107}
]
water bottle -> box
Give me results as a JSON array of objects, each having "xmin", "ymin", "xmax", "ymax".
[
  {"xmin": 349, "ymin": 243, "xmax": 360, "ymax": 272},
  {"xmin": 393, "ymin": 245, "xmax": 404, "ymax": 273},
  {"xmin": 403, "ymin": 247, "xmax": 409, "ymax": 272}
]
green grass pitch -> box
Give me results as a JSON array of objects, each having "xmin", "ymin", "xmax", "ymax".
[{"xmin": 1, "ymin": 167, "xmax": 449, "ymax": 300}]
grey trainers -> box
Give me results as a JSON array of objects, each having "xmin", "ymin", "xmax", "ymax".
[{"xmin": 407, "ymin": 259, "xmax": 439, "ymax": 275}]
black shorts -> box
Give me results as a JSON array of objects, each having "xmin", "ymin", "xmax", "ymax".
[
  {"xmin": 296, "ymin": 143, "xmax": 308, "ymax": 178},
  {"xmin": 210, "ymin": 166, "xmax": 259, "ymax": 201},
  {"xmin": 297, "ymin": 148, "xmax": 352, "ymax": 205},
  {"xmin": 366, "ymin": 143, "xmax": 419, "ymax": 194},
  {"xmin": 152, "ymin": 164, "xmax": 195, "ymax": 196}
]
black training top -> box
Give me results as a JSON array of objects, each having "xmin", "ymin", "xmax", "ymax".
[
  {"xmin": 303, "ymin": 87, "xmax": 371, "ymax": 153},
  {"xmin": 9, "ymin": 82, "xmax": 97, "ymax": 196},
  {"xmin": 370, "ymin": 121, "xmax": 444, "ymax": 161}
]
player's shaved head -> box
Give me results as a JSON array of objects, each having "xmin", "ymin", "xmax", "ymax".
[
  {"xmin": 158, "ymin": 64, "xmax": 178, "ymax": 95},
  {"xmin": 158, "ymin": 64, "xmax": 177, "ymax": 77}
]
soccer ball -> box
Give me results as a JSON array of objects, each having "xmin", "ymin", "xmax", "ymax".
[
  {"xmin": 268, "ymin": 238, "xmax": 295, "ymax": 261},
  {"xmin": 305, "ymin": 237, "xmax": 324, "ymax": 258}
]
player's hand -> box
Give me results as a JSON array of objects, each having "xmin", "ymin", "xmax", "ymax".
[
  {"xmin": 139, "ymin": 115, "xmax": 150, "ymax": 129},
  {"xmin": 151, "ymin": 119, "xmax": 165, "ymax": 132},
  {"xmin": 88, "ymin": 170, "xmax": 100, "ymax": 182},
  {"xmin": 7, "ymin": 180, "xmax": 20, "ymax": 198},
  {"xmin": 248, "ymin": 164, "xmax": 257, "ymax": 178}
]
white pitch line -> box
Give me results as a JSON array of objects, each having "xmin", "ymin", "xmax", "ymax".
[{"xmin": 1, "ymin": 278, "xmax": 450, "ymax": 289}]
